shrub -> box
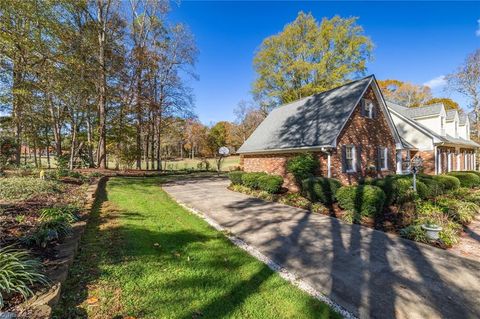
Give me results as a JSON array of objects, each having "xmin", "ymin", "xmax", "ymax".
[
  {"xmin": 230, "ymin": 184, "xmax": 253, "ymax": 195},
  {"xmin": 0, "ymin": 246, "xmax": 48, "ymax": 309},
  {"xmin": 23, "ymin": 217, "xmax": 72, "ymax": 248},
  {"xmin": 465, "ymin": 170, "xmax": 480, "ymax": 177},
  {"xmin": 447, "ymin": 172, "xmax": 480, "ymax": 188},
  {"xmin": 400, "ymin": 225, "xmax": 428, "ymax": 243},
  {"xmin": 368, "ymin": 175, "xmax": 423, "ymax": 205},
  {"xmin": 0, "ymin": 177, "xmax": 63, "ymax": 201},
  {"xmin": 286, "ymin": 153, "xmax": 318, "ymax": 184},
  {"xmin": 432, "ymin": 175, "xmax": 461, "ymax": 192},
  {"xmin": 436, "ymin": 197, "xmax": 479, "ymax": 225},
  {"xmin": 412, "ymin": 202, "xmax": 462, "ymax": 247},
  {"xmin": 228, "ymin": 171, "xmax": 245, "ymax": 185},
  {"xmin": 278, "ymin": 193, "xmax": 311, "ymax": 210},
  {"xmin": 335, "ymin": 185, "xmax": 385, "ymax": 219},
  {"xmin": 310, "ymin": 202, "xmax": 328, "ymax": 214},
  {"xmin": 301, "ymin": 177, "xmax": 341, "ymax": 205},
  {"xmin": 241, "ymin": 172, "xmax": 267, "ymax": 189},
  {"xmin": 257, "ymin": 175, "xmax": 284, "ymax": 194},
  {"xmin": 418, "ymin": 175, "xmax": 444, "ymax": 197}
]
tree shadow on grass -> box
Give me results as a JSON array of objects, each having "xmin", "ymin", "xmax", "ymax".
[{"xmin": 53, "ymin": 177, "xmax": 339, "ymax": 319}]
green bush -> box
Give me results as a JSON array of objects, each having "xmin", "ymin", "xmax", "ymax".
[
  {"xmin": 432, "ymin": 175, "xmax": 461, "ymax": 192},
  {"xmin": 335, "ymin": 185, "xmax": 385, "ymax": 219},
  {"xmin": 301, "ymin": 177, "xmax": 341, "ymax": 205},
  {"xmin": 23, "ymin": 217, "xmax": 72, "ymax": 248},
  {"xmin": 0, "ymin": 177, "xmax": 63, "ymax": 201},
  {"xmin": 241, "ymin": 172, "xmax": 267, "ymax": 189},
  {"xmin": 257, "ymin": 175, "xmax": 284, "ymax": 194},
  {"xmin": 0, "ymin": 246, "xmax": 48, "ymax": 309},
  {"xmin": 286, "ymin": 153, "xmax": 318, "ymax": 184},
  {"xmin": 278, "ymin": 193, "xmax": 311, "ymax": 210},
  {"xmin": 447, "ymin": 172, "xmax": 480, "ymax": 188},
  {"xmin": 400, "ymin": 225, "xmax": 428, "ymax": 243},
  {"xmin": 228, "ymin": 171, "xmax": 245, "ymax": 185},
  {"xmin": 465, "ymin": 170, "xmax": 480, "ymax": 177}
]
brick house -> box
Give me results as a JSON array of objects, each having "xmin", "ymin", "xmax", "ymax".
[
  {"xmin": 237, "ymin": 75, "xmax": 405, "ymax": 188},
  {"xmin": 237, "ymin": 75, "xmax": 480, "ymax": 189}
]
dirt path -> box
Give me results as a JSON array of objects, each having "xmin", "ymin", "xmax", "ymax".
[{"xmin": 449, "ymin": 215, "xmax": 480, "ymax": 261}]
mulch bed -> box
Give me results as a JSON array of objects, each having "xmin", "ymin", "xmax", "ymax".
[{"xmin": 0, "ymin": 177, "xmax": 90, "ymax": 311}]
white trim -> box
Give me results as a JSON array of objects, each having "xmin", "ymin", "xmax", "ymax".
[
  {"xmin": 447, "ymin": 152, "xmax": 452, "ymax": 172},
  {"xmin": 345, "ymin": 145, "xmax": 356, "ymax": 173},
  {"xmin": 456, "ymin": 150, "xmax": 461, "ymax": 171},
  {"xmin": 380, "ymin": 147, "xmax": 388, "ymax": 171},
  {"xmin": 396, "ymin": 150, "xmax": 402, "ymax": 174},
  {"xmin": 237, "ymin": 145, "xmax": 333, "ymax": 155},
  {"xmin": 437, "ymin": 147, "xmax": 442, "ymax": 175},
  {"xmin": 327, "ymin": 153, "xmax": 332, "ymax": 178}
]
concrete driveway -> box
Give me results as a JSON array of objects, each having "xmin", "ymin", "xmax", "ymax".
[{"xmin": 162, "ymin": 177, "xmax": 480, "ymax": 319}]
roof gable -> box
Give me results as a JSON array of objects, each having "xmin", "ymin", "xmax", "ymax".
[{"xmin": 237, "ymin": 76, "xmax": 374, "ymax": 153}]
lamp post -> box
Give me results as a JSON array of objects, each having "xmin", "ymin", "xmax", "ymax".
[{"xmin": 411, "ymin": 155, "xmax": 423, "ymax": 192}]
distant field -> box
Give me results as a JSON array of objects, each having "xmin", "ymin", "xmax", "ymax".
[{"xmin": 15, "ymin": 156, "xmax": 240, "ymax": 172}]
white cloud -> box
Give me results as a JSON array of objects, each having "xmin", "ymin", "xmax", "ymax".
[
  {"xmin": 476, "ymin": 19, "xmax": 480, "ymax": 36},
  {"xmin": 423, "ymin": 75, "xmax": 446, "ymax": 89}
]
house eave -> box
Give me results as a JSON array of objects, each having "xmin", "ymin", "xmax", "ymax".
[{"xmin": 237, "ymin": 145, "xmax": 335, "ymax": 155}]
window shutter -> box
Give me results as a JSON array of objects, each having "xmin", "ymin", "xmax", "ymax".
[
  {"xmin": 341, "ymin": 146, "xmax": 347, "ymax": 173},
  {"xmin": 376, "ymin": 147, "xmax": 381, "ymax": 171},
  {"xmin": 360, "ymin": 99, "xmax": 366, "ymax": 117},
  {"xmin": 385, "ymin": 148, "xmax": 389, "ymax": 169},
  {"xmin": 372, "ymin": 103, "xmax": 377, "ymax": 118},
  {"xmin": 356, "ymin": 145, "xmax": 362, "ymax": 172}
]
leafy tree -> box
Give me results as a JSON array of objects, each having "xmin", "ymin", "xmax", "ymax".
[
  {"xmin": 233, "ymin": 100, "xmax": 265, "ymax": 144},
  {"xmin": 378, "ymin": 79, "xmax": 432, "ymax": 107},
  {"xmin": 446, "ymin": 49, "xmax": 480, "ymax": 137},
  {"xmin": 253, "ymin": 12, "xmax": 373, "ymax": 108},
  {"xmin": 0, "ymin": 136, "xmax": 17, "ymax": 174},
  {"xmin": 424, "ymin": 97, "xmax": 459, "ymax": 110}
]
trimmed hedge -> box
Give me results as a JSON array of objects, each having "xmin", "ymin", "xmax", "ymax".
[
  {"xmin": 368, "ymin": 175, "xmax": 427, "ymax": 205},
  {"xmin": 301, "ymin": 177, "xmax": 341, "ymax": 205},
  {"xmin": 432, "ymin": 175, "xmax": 460, "ymax": 192},
  {"xmin": 257, "ymin": 175, "xmax": 284, "ymax": 194},
  {"xmin": 228, "ymin": 171, "xmax": 245, "ymax": 185},
  {"xmin": 241, "ymin": 172, "xmax": 267, "ymax": 189},
  {"xmin": 447, "ymin": 172, "xmax": 480, "ymax": 188},
  {"xmin": 336, "ymin": 185, "xmax": 386, "ymax": 218}
]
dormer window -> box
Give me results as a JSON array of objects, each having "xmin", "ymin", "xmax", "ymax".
[{"xmin": 362, "ymin": 99, "xmax": 374, "ymax": 119}]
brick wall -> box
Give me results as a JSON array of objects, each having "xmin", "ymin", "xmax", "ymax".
[
  {"xmin": 414, "ymin": 150, "xmax": 435, "ymax": 174},
  {"xmin": 240, "ymin": 85, "xmax": 398, "ymax": 189}
]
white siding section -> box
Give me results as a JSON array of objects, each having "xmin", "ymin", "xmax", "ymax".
[{"xmin": 391, "ymin": 112, "xmax": 434, "ymax": 151}]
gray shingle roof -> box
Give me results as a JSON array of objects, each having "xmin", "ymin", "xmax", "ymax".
[
  {"xmin": 386, "ymin": 101, "xmax": 480, "ymax": 148},
  {"xmin": 387, "ymin": 102, "xmax": 444, "ymax": 119},
  {"xmin": 445, "ymin": 109, "xmax": 457, "ymax": 121},
  {"xmin": 237, "ymin": 76, "xmax": 374, "ymax": 153}
]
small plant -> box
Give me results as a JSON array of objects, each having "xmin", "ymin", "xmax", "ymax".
[
  {"xmin": 0, "ymin": 246, "xmax": 48, "ymax": 309},
  {"xmin": 257, "ymin": 175, "xmax": 284, "ymax": 194},
  {"xmin": 40, "ymin": 205, "xmax": 80, "ymax": 223},
  {"xmin": 286, "ymin": 153, "xmax": 318, "ymax": 184},
  {"xmin": 228, "ymin": 171, "xmax": 245, "ymax": 185},
  {"xmin": 436, "ymin": 197, "xmax": 479, "ymax": 225},
  {"xmin": 278, "ymin": 193, "xmax": 311, "ymax": 210},
  {"xmin": 15, "ymin": 215, "xmax": 26, "ymax": 223},
  {"xmin": 310, "ymin": 202, "xmax": 328, "ymax": 214},
  {"xmin": 23, "ymin": 217, "xmax": 72, "ymax": 248}
]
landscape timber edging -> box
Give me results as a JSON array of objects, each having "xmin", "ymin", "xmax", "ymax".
[{"xmin": 15, "ymin": 176, "xmax": 109, "ymax": 319}]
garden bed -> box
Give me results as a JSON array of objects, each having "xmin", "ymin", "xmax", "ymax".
[
  {"xmin": 228, "ymin": 168, "xmax": 480, "ymax": 252},
  {"xmin": 0, "ymin": 170, "xmax": 100, "ymax": 314}
]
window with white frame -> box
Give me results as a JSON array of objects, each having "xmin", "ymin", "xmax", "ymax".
[
  {"xmin": 363, "ymin": 99, "xmax": 374, "ymax": 119},
  {"xmin": 380, "ymin": 147, "xmax": 388, "ymax": 170},
  {"xmin": 345, "ymin": 146, "xmax": 355, "ymax": 172}
]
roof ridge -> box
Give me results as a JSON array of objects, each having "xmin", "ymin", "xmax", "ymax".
[{"xmin": 273, "ymin": 74, "xmax": 374, "ymax": 111}]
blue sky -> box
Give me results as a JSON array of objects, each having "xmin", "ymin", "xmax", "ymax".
[{"xmin": 169, "ymin": 1, "xmax": 480, "ymax": 125}]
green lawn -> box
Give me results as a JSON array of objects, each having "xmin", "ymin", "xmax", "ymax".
[{"xmin": 53, "ymin": 177, "xmax": 339, "ymax": 319}]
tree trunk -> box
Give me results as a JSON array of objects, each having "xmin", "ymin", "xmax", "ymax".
[{"xmin": 96, "ymin": 0, "xmax": 108, "ymax": 169}]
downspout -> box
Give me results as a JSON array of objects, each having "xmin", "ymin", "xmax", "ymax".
[{"xmin": 327, "ymin": 153, "xmax": 331, "ymax": 178}]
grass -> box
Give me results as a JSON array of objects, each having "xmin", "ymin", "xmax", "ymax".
[{"xmin": 53, "ymin": 177, "xmax": 339, "ymax": 319}]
